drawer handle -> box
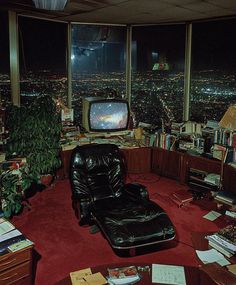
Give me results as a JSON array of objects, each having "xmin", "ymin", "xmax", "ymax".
[
  {"xmin": 0, "ymin": 258, "xmax": 16, "ymax": 266},
  {"xmin": 0, "ymin": 272, "xmax": 18, "ymax": 280}
]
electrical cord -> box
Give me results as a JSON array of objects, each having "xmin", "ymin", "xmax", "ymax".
[
  {"xmin": 172, "ymin": 239, "xmax": 195, "ymax": 249},
  {"xmin": 127, "ymin": 173, "xmax": 162, "ymax": 184}
]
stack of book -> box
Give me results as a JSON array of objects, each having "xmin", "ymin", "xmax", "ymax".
[
  {"xmin": 206, "ymin": 224, "xmax": 236, "ymax": 258},
  {"xmin": 0, "ymin": 218, "xmax": 33, "ymax": 255},
  {"xmin": 188, "ymin": 168, "xmax": 219, "ymax": 194},
  {"xmin": 214, "ymin": 191, "xmax": 236, "ymax": 206}
]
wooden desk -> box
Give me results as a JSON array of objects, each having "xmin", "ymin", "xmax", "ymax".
[
  {"xmin": 58, "ymin": 147, "xmax": 152, "ymax": 179},
  {"xmin": 0, "ymin": 245, "xmax": 34, "ymax": 285},
  {"xmin": 55, "ymin": 262, "xmax": 217, "ymax": 285}
]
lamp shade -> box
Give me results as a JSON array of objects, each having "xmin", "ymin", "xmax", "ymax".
[
  {"xmin": 219, "ymin": 105, "xmax": 236, "ymax": 130},
  {"xmin": 32, "ymin": 0, "xmax": 68, "ymax": 11}
]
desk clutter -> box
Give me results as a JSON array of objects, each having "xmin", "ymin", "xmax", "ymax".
[
  {"xmin": 196, "ymin": 225, "xmax": 236, "ymax": 267},
  {"xmin": 70, "ymin": 264, "xmax": 187, "ymax": 285},
  {"xmin": 195, "ymin": 210, "xmax": 236, "ymax": 281},
  {"xmin": 0, "ymin": 218, "xmax": 33, "ymax": 255},
  {"xmin": 60, "ymin": 134, "xmax": 148, "ymax": 151}
]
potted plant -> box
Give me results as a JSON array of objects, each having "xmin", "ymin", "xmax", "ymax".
[
  {"xmin": 6, "ymin": 95, "xmax": 62, "ymax": 186},
  {"xmin": 0, "ymin": 164, "xmax": 39, "ymax": 217}
]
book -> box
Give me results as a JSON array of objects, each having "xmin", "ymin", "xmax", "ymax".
[
  {"xmin": 171, "ymin": 195, "xmax": 185, "ymax": 208},
  {"xmin": 8, "ymin": 239, "xmax": 34, "ymax": 252},
  {"xmin": 0, "ymin": 220, "xmax": 15, "ymax": 235},
  {"xmin": 212, "ymin": 144, "xmax": 227, "ymax": 160},
  {"xmin": 172, "ymin": 190, "xmax": 193, "ymax": 204},
  {"xmin": 217, "ymin": 224, "xmax": 236, "ymax": 245},
  {"xmin": 0, "ymin": 229, "xmax": 22, "ymax": 243},
  {"xmin": 0, "ymin": 235, "xmax": 26, "ymax": 253},
  {"xmin": 214, "ymin": 191, "xmax": 236, "ymax": 206},
  {"xmin": 208, "ymin": 240, "xmax": 233, "ymax": 258},
  {"xmin": 152, "ymin": 264, "xmax": 186, "ymax": 285},
  {"xmin": 204, "ymin": 173, "xmax": 220, "ymax": 186},
  {"xmin": 70, "ymin": 268, "xmax": 107, "ymax": 285}
]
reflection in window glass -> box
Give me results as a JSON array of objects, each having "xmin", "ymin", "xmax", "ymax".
[
  {"xmin": 0, "ymin": 11, "xmax": 11, "ymax": 107},
  {"xmin": 191, "ymin": 19, "xmax": 236, "ymax": 123},
  {"xmin": 71, "ymin": 24, "xmax": 126, "ymax": 125},
  {"xmin": 132, "ymin": 25, "xmax": 185, "ymax": 128},
  {"xmin": 19, "ymin": 17, "xmax": 67, "ymax": 106}
]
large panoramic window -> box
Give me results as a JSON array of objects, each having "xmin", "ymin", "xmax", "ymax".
[
  {"xmin": 0, "ymin": 11, "xmax": 11, "ymax": 106},
  {"xmin": 71, "ymin": 24, "xmax": 126, "ymax": 125},
  {"xmin": 190, "ymin": 19, "xmax": 236, "ymax": 123},
  {"xmin": 18, "ymin": 17, "xmax": 67, "ymax": 106},
  {"xmin": 132, "ymin": 25, "xmax": 185, "ymax": 129}
]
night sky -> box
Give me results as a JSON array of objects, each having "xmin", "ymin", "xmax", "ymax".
[
  {"xmin": 18, "ymin": 16, "xmax": 67, "ymax": 72},
  {"xmin": 0, "ymin": 11, "xmax": 9, "ymax": 73},
  {"xmin": 1, "ymin": 11, "xmax": 236, "ymax": 74}
]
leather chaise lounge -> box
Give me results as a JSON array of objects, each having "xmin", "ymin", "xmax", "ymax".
[{"xmin": 70, "ymin": 143, "xmax": 175, "ymax": 253}]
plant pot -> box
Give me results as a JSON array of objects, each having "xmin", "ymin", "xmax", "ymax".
[{"xmin": 40, "ymin": 174, "xmax": 53, "ymax": 187}]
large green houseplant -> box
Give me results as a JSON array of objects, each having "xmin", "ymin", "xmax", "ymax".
[
  {"xmin": 0, "ymin": 164, "xmax": 38, "ymax": 217},
  {"xmin": 6, "ymin": 95, "xmax": 62, "ymax": 183}
]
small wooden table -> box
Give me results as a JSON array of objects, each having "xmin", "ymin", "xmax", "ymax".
[{"xmin": 55, "ymin": 262, "xmax": 217, "ymax": 285}]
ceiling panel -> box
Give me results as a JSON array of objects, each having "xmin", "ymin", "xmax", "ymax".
[
  {"xmin": 1, "ymin": 0, "xmax": 236, "ymax": 24},
  {"xmin": 208, "ymin": 0, "xmax": 236, "ymax": 10},
  {"xmin": 184, "ymin": 2, "xmax": 221, "ymax": 13}
]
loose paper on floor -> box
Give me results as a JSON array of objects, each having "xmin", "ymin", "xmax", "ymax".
[
  {"xmin": 196, "ymin": 249, "xmax": 230, "ymax": 266},
  {"xmin": 152, "ymin": 264, "xmax": 186, "ymax": 285},
  {"xmin": 203, "ymin": 210, "xmax": 221, "ymax": 221}
]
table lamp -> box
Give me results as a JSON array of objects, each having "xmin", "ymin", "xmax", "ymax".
[{"xmin": 219, "ymin": 105, "xmax": 236, "ymax": 130}]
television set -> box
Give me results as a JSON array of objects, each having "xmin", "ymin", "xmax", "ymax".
[{"xmin": 82, "ymin": 97, "xmax": 130, "ymax": 136}]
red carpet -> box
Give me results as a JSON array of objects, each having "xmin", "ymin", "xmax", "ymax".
[{"xmin": 12, "ymin": 174, "xmax": 222, "ymax": 285}]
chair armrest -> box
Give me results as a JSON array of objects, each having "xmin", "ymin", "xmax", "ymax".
[
  {"xmin": 72, "ymin": 195, "xmax": 92, "ymax": 226},
  {"xmin": 124, "ymin": 183, "xmax": 149, "ymax": 200}
]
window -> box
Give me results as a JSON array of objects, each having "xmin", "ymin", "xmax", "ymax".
[
  {"xmin": 190, "ymin": 19, "xmax": 236, "ymax": 123},
  {"xmin": 0, "ymin": 11, "xmax": 11, "ymax": 107},
  {"xmin": 71, "ymin": 24, "xmax": 126, "ymax": 125},
  {"xmin": 18, "ymin": 17, "xmax": 67, "ymax": 106},
  {"xmin": 132, "ymin": 25, "xmax": 185, "ymax": 128}
]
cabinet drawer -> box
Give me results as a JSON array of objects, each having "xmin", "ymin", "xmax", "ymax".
[
  {"xmin": 0, "ymin": 248, "xmax": 32, "ymax": 272},
  {"xmin": 0, "ymin": 261, "xmax": 31, "ymax": 285}
]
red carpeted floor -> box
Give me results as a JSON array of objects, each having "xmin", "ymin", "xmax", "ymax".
[{"xmin": 12, "ymin": 173, "xmax": 222, "ymax": 285}]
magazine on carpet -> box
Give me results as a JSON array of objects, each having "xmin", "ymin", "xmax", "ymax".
[{"xmin": 107, "ymin": 266, "xmax": 140, "ymax": 284}]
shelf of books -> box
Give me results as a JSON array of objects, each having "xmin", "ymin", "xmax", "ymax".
[{"xmin": 213, "ymin": 127, "xmax": 236, "ymax": 167}]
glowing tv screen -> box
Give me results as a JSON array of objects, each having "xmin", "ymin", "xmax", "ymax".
[{"xmin": 82, "ymin": 97, "xmax": 130, "ymax": 133}]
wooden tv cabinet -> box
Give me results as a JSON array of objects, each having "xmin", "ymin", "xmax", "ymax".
[
  {"xmin": 0, "ymin": 245, "xmax": 34, "ymax": 285},
  {"xmin": 58, "ymin": 147, "xmax": 152, "ymax": 179},
  {"xmin": 57, "ymin": 145, "xmax": 236, "ymax": 194},
  {"xmin": 151, "ymin": 147, "xmax": 235, "ymax": 194}
]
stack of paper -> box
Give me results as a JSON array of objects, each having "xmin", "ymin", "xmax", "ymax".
[
  {"xmin": 152, "ymin": 264, "xmax": 186, "ymax": 285},
  {"xmin": 206, "ymin": 231, "xmax": 236, "ymax": 258},
  {"xmin": 0, "ymin": 218, "xmax": 33, "ymax": 254},
  {"xmin": 196, "ymin": 249, "xmax": 230, "ymax": 266},
  {"xmin": 70, "ymin": 268, "xmax": 107, "ymax": 285},
  {"xmin": 203, "ymin": 210, "xmax": 221, "ymax": 221},
  {"xmin": 0, "ymin": 219, "xmax": 15, "ymax": 235}
]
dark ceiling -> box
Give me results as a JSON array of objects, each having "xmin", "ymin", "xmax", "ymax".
[{"xmin": 1, "ymin": 0, "xmax": 236, "ymax": 24}]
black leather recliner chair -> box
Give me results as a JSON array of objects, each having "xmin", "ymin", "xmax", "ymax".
[{"xmin": 70, "ymin": 144, "xmax": 175, "ymax": 252}]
